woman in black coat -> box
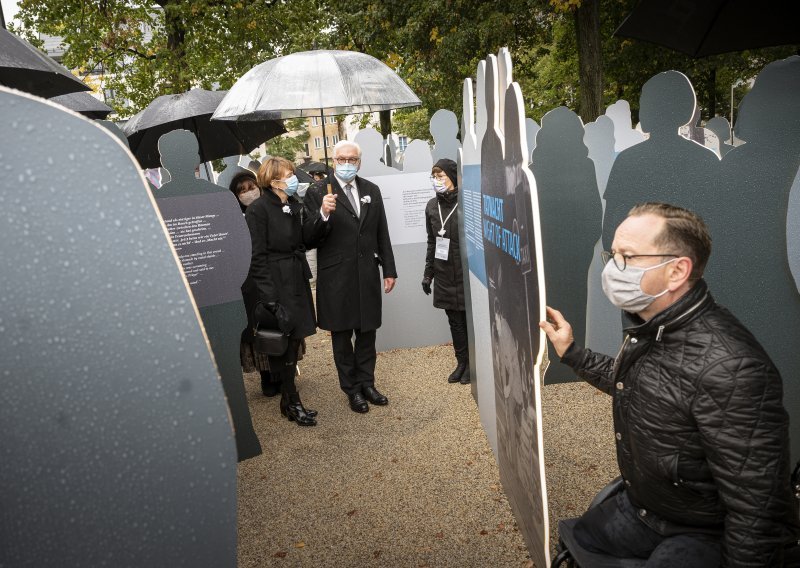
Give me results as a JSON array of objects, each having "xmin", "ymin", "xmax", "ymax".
[
  {"xmin": 421, "ymin": 158, "xmax": 469, "ymax": 384},
  {"xmin": 229, "ymin": 171, "xmax": 284, "ymax": 398},
  {"xmin": 246, "ymin": 157, "xmax": 335, "ymax": 426}
]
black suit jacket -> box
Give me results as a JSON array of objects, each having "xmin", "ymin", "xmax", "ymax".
[{"xmin": 305, "ymin": 175, "xmax": 397, "ymax": 332}]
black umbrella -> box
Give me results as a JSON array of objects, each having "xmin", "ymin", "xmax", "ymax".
[
  {"xmin": 50, "ymin": 91, "xmax": 113, "ymax": 119},
  {"xmin": 615, "ymin": 0, "xmax": 800, "ymax": 57},
  {"xmin": 298, "ymin": 161, "xmax": 328, "ymax": 175},
  {"xmin": 122, "ymin": 88, "xmax": 286, "ymax": 169},
  {"xmin": 0, "ymin": 28, "xmax": 91, "ymax": 97}
]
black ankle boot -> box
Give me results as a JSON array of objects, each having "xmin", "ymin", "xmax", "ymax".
[
  {"xmin": 280, "ymin": 392, "xmax": 317, "ymax": 418},
  {"xmin": 261, "ymin": 371, "xmax": 280, "ymax": 397},
  {"xmin": 448, "ymin": 360, "xmax": 467, "ymax": 383},
  {"xmin": 459, "ymin": 366, "xmax": 471, "ymax": 385},
  {"xmin": 281, "ymin": 393, "xmax": 317, "ymax": 426}
]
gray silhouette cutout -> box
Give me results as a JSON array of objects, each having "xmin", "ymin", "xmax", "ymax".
[
  {"xmin": 354, "ymin": 127, "xmax": 398, "ymax": 176},
  {"xmin": 247, "ymin": 159, "xmax": 261, "ymax": 172},
  {"xmin": 431, "ymin": 108, "xmax": 461, "ymax": 161},
  {"xmin": 605, "ymin": 100, "xmax": 645, "ymax": 152},
  {"xmin": 705, "ymin": 116, "xmax": 735, "ymax": 158},
  {"xmin": 583, "ymin": 115, "xmax": 624, "ymax": 357},
  {"xmin": 215, "ymin": 154, "xmax": 249, "ymax": 191},
  {"xmin": 156, "ymin": 130, "xmax": 261, "ymax": 462},
  {"xmin": 602, "ymin": 71, "xmax": 720, "ymax": 253},
  {"xmin": 0, "ymin": 87, "xmax": 236, "ymax": 566},
  {"xmin": 706, "ymin": 56, "xmax": 800, "ymax": 460},
  {"xmin": 401, "ymin": 139, "xmax": 433, "ymax": 173},
  {"xmin": 532, "ymin": 107, "xmax": 602, "ymax": 383},
  {"xmin": 525, "ymin": 118, "xmax": 540, "ymax": 163}
]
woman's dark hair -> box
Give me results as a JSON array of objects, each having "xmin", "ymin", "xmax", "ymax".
[{"xmin": 228, "ymin": 171, "xmax": 257, "ymax": 196}]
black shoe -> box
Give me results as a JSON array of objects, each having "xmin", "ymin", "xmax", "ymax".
[
  {"xmin": 459, "ymin": 367, "xmax": 471, "ymax": 385},
  {"xmin": 363, "ymin": 385, "xmax": 388, "ymax": 405},
  {"xmin": 279, "ymin": 393, "xmax": 317, "ymax": 418},
  {"xmin": 448, "ymin": 361, "xmax": 467, "ymax": 383},
  {"xmin": 261, "ymin": 372, "xmax": 280, "ymax": 397},
  {"xmin": 281, "ymin": 402, "xmax": 317, "ymax": 426},
  {"xmin": 348, "ymin": 392, "xmax": 369, "ymax": 413}
]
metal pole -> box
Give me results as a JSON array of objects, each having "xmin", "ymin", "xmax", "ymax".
[
  {"xmin": 730, "ymin": 82, "xmax": 735, "ymax": 144},
  {"xmin": 1, "ymin": 3, "xmax": 7, "ymax": 29},
  {"xmin": 321, "ymin": 107, "xmax": 332, "ymax": 195}
]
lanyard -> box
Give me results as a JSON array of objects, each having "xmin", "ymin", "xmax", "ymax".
[{"xmin": 437, "ymin": 201, "xmax": 458, "ymax": 237}]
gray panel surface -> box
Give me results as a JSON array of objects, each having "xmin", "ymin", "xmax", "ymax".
[
  {"xmin": 0, "ymin": 87, "xmax": 236, "ymax": 567},
  {"xmin": 376, "ymin": 242, "xmax": 451, "ymax": 351},
  {"xmin": 705, "ymin": 56, "xmax": 800, "ymax": 460},
  {"xmin": 531, "ymin": 107, "xmax": 602, "ymax": 383}
]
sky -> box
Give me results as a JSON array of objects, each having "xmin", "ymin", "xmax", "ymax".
[{"xmin": 1, "ymin": 0, "xmax": 19, "ymax": 26}]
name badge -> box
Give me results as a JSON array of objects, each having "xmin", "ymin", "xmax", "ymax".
[{"xmin": 435, "ymin": 237, "xmax": 450, "ymax": 261}]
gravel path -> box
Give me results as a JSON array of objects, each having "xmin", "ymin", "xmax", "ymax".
[{"xmin": 237, "ymin": 330, "xmax": 617, "ymax": 567}]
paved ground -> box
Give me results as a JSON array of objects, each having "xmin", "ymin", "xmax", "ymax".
[{"xmin": 237, "ymin": 329, "xmax": 616, "ymax": 567}]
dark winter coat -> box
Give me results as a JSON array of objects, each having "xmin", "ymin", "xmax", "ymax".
[
  {"xmin": 561, "ymin": 280, "xmax": 799, "ymax": 566},
  {"xmin": 304, "ymin": 175, "xmax": 397, "ymax": 332},
  {"xmin": 423, "ymin": 190, "xmax": 465, "ymax": 311},
  {"xmin": 245, "ymin": 189, "xmax": 329, "ymax": 339}
]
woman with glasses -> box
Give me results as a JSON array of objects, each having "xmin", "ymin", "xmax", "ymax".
[
  {"xmin": 421, "ymin": 158, "xmax": 469, "ymax": 384},
  {"xmin": 246, "ymin": 157, "xmax": 336, "ymax": 426}
]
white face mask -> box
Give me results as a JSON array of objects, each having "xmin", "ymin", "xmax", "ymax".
[
  {"xmin": 601, "ymin": 257, "xmax": 677, "ymax": 312},
  {"xmin": 238, "ymin": 188, "xmax": 260, "ymax": 207},
  {"xmin": 296, "ymin": 182, "xmax": 310, "ymax": 198},
  {"xmin": 432, "ymin": 179, "xmax": 448, "ymax": 193}
]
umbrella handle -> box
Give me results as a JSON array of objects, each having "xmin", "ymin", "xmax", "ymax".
[{"xmin": 321, "ymin": 107, "xmax": 333, "ymax": 195}]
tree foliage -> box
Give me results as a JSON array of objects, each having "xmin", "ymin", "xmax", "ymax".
[
  {"xmin": 13, "ymin": 0, "xmax": 799, "ymax": 132},
  {"xmin": 265, "ymin": 117, "xmax": 309, "ymax": 160},
  {"xmin": 12, "ymin": 0, "xmax": 326, "ymax": 117}
]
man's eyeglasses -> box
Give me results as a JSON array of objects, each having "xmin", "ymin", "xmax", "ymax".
[
  {"xmin": 334, "ymin": 157, "xmax": 360, "ymax": 165},
  {"xmin": 601, "ymin": 250, "xmax": 679, "ymax": 271}
]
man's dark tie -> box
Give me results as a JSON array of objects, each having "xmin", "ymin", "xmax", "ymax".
[{"xmin": 344, "ymin": 183, "xmax": 359, "ymax": 217}]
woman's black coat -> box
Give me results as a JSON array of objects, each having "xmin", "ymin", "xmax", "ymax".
[
  {"xmin": 423, "ymin": 190, "xmax": 465, "ymax": 311},
  {"xmin": 245, "ymin": 189, "xmax": 329, "ymax": 339}
]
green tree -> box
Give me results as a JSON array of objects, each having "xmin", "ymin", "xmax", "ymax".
[
  {"xmin": 12, "ymin": 0, "xmax": 326, "ymax": 117},
  {"xmin": 265, "ymin": 117, "xmax": 310, "ymax": 161}
]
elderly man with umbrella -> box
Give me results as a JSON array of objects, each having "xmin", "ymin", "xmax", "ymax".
[{"xmin": 213, "ymin": 49, "xmax": 419, "ymax": 413}]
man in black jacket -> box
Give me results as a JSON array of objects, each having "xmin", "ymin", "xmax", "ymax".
[
  {"xmin": 540, "ymin": 202, "xmax": 798, "ymax": 566},
  {"xmin": 305, "ymin": 140, "xmax": 398, "ymax": 413}
]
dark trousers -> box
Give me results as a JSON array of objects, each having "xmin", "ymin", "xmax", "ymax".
[
  {"xmin": 331, "ymin": 329, "xmax": 376, "ymax": 395},
  {"xmin": 574, "ymin": 489, "xmax": 722, "ymax": 567},
  {"xmin": 445, "ymin": 309, "xmax": 468, "ymax": 363},
  {"xmin": 255, "ymin": 303, "xmax": 300, "ymax": 397}
]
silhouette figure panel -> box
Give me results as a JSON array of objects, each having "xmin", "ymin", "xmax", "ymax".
[
  {"xmin": 532, "ymin": 107, "xmax": 602, "ymax": 382},
  {"xmin": 157, "ymin": 130, "xmax": 261, "ymax": 462},
  {"xmin": 708, "ymin": 56, "xmax": 800, "ymax": 460}
]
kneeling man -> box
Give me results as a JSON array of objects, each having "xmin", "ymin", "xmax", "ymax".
[{"xmin": 541, "ymin": 202, "xmax": 799, "ymax": 566}]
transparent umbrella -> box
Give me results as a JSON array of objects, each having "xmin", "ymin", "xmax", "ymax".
[{"xmin": 211, "ymin": 49, "xmax": 421, "ymax": 189}]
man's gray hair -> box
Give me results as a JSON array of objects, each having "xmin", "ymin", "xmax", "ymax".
[{"xmin": 332, "ymin": 139, "xmax": 361, "ymax": 158}]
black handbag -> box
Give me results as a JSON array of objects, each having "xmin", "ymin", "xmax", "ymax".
[{"xmin": 252, "ymin": 323, "xmax": 289, "ymax": 356}]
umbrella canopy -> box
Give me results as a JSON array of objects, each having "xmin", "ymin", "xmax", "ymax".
[
  {"xmin": 211, "ymin": 50, "xmax": 421, "ymax": 121},
  {"xmin": 0, "ymin": 28, "xmax": 91, "ymax": 97},
  {"xmin": 615, "ymin": 0, "xmax": 800, "ymax": 57},
  {"xmin": 298, "ymin": 161, "xmax": 328, "ymax": 175},
  {"xmin": 122, "ymin": 88, "xmax": 286, "ymax": 169},
  {"xmin": 50, "ymin": 91, "xmax": 114, "ymax": 119}
]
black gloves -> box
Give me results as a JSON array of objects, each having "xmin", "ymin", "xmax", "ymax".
[
  {"xmin": 421, "ymin": 278, "xmax": 432, "ymax": 295},
  {"xmin": 266, "ymin": 302, "xmax": 294, "ymax": 335}
]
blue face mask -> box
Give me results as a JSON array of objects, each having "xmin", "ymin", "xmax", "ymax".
[
  {"xmin": 282, "ymin": 175, "xmax": 299, "ymax": 196},
  {"xmin": 336, "ymin": 163, "xmax": 358, "ymax": 182}
]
